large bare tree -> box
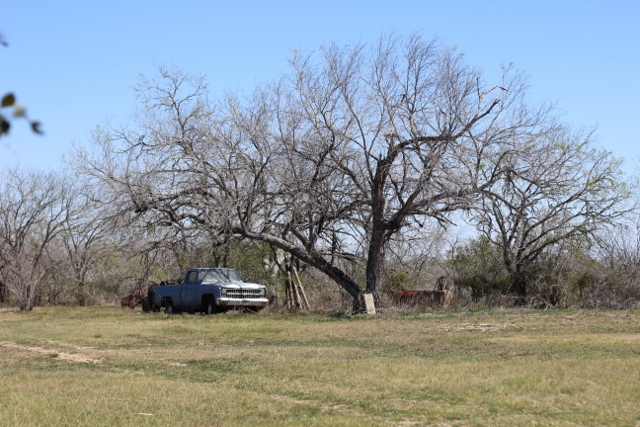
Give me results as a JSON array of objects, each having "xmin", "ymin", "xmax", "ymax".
[{"xmin": 75, "ymin": 34, "xmax": 565, "ymax": 309}]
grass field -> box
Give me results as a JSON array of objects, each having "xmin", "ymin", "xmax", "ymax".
[{"xmin": 0, "ymin": 307, "xmax": 639, "ymax": 426}]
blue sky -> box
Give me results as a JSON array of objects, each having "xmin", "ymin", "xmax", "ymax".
[{"xmin": 1, "ymin": 0, "xmax": 639, "ymax": 173}]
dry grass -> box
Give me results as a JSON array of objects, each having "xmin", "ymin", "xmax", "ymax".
[{"xmin": 0, "ymin": 307, "xmax": 639, "ymax": 426}]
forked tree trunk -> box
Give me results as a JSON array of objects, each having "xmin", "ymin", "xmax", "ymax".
[
  {"xmin": 364, "ymin": 163, "xmax": 392, "ymax": 307},
  {"xmin": 20, "ymin": 284, "xmax": 33, "ymax": 311}
]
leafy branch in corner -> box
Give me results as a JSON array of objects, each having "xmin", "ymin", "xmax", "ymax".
[{"xmin": 1, "ymin": 32, "xmax": 43, "ymax": 139}]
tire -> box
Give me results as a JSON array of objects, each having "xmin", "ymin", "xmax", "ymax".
[
  {"xmin": 147, "ymin": 286, "xmax": 160, "ymax": 312},
  {"xmin": 164, "ymin": 299, "xmax": 174, "ymax": 315},
  {"xmin": 204, "ymin": 299, "xmax": 214, "ymax": 315}
]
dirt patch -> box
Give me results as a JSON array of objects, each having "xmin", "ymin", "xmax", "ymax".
[
  {"xmin": 46, "ymin": 340, "xmax": 113, "ymax": 353},
  {"xmin": 0, "ymin": 341, "xmax": 102, "ymax": 364}
]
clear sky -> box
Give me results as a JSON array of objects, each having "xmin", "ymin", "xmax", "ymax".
[{"xmin": 1, "ymin": 0, "xmax": 639, "ymax": 173}]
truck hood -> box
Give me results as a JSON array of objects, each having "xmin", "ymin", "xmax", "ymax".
[{"xmin": 219, "ymin": 281, "xmax": 266, "ymax": 289}]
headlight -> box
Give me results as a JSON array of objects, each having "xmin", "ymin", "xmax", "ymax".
[{"xmin": 220, "ymin": 288, "xmax": 227, "ymax": 297}]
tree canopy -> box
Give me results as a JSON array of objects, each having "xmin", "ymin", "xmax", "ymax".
[{"xmin": 72, "ymin": 33, "xmax": 630, "ymax": 310}]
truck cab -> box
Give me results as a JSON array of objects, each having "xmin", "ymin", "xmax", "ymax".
[{"xmin": 153, "ymin": 268, "xmax": 268, "ymax": 314}]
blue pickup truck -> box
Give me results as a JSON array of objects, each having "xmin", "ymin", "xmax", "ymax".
[{"xmin": 152, "ymin": 268, "xmax": 268, "ymax": 314}]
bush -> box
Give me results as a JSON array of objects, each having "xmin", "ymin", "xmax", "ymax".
[{"xmin": 448, "ymin": 237, "xmax": 510, "ymax": 301}]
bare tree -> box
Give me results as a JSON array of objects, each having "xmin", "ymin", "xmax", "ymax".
[
  {"xmin": 42, "ymin": 181, "xmax": 127, "ymax": 305},
  {"xmin": 0, "ymin": 167, "xmax": 73, "ymax": 309},
  {"xmin": 75, "ymin": 34, "xmax": 568, "ymax": 310},
  {"xmin": 588, "ymin": 218, "xmax": 640, "ymax": 308},
  {"xmin": 221, "ymin": 34, "xmax": 554, "ymax": 306},
  {"xmin": 473, "ymin": 129, "xmax": 630, "ymax": 304}
]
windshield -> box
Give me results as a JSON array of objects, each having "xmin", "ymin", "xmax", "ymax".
[
  {"xmin": 200, "ymin": 269, "xmax": 243, "ymax": 283},
  {"xmin": 224, "ymin": 269, "xmax": 243, "ymax": 282}
]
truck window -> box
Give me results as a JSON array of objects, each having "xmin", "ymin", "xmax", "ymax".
[
  {"xmin": 224, "ymin": 269, "xmax": 243, "ymax": 282},
  {"xmin": 201, "ymin": 270, "xmax": 227, "ymax": 283},
  {"xmin": 186, "ymin": 271, "xmax": 198, "ymax": 284}
]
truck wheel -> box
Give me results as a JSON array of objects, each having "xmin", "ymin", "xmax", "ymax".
[
  {"xmin": 146, "ymin": 286, "xmax": 156, "ymax": 313},
  {"xmin": 204, "ymin": 300, "xmax": 214, "ymax": 315},
  {"xmin": 165, "ymin": 300, "xmax": 174, "ymax": 315}
]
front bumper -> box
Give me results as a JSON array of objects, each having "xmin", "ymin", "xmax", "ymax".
[{"xmin": 217, "ymin": 297, "xmax": 269, "ymax": 307}]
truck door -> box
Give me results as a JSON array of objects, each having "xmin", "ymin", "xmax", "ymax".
[{"xmin": 181, "ymin": 270, "xmax": 201, "ymax": 309}]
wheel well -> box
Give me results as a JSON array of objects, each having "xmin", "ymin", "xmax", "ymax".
[
  {"xmin": 202, "ymin": 294, "xmax": 214, "ymax": 306},
  {"xmin": 162, "ymin": 297, "xmax": 173, "ymax": 307}
]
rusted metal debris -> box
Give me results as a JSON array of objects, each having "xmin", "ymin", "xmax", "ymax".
[
  {"xmin": 120, "ymin": 288, "xmax": 148, "ymax": 311},
  {"xmin": 394, "ymin": 276, "xmax": 454, "ymax": 308}
]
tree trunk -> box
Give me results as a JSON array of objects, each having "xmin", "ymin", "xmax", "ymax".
[
  {"xmin": 503, "ymin": 253, "xmax": 527, "ymax": 306},
  {"xmin": 323, "ymin": 264, "xmax": 365, "ymax": 312},
  {"xmin": 510, "ymin": 271, "xmax": 527, "ymax": 306},
  {"xmin": 365, "ymin": 160, "xmax": 393, "ymax": 307},
  {"xmin": 0, "ymin": 281, "xmax": 6, "ymax": 303},
  {"xmin": 20, "ymin": 284, "xmax": 33, "ymax": 311}
]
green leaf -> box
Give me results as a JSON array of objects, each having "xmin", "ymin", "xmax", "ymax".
[
  {"xmin": 0, "ymin": 117, "xmax": 9, "ymax": 134},
  {"xmin": 2, "ymin": 93, "xmax": 15, "ymax": 107},
  {"xmin": 31, "ymin": 121, "xmax": 43, "ymax": 134}
]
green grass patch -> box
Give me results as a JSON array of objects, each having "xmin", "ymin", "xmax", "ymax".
[{"xmin": 0, "ymin": 307, "xmax": 639, "ymax": 426}]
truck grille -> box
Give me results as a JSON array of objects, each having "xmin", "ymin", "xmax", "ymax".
[{"xmin": 225, "ymin": 289, "xmax": 265, "ymax": 299}]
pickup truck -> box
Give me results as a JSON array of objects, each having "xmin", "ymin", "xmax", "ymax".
[{"xmin": 152, "ymin": 268, "xmax": 268, "ymax": 314}]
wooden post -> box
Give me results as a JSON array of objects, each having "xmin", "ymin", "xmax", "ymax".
[
  {"xmin": 292, "ymin": 265, "xmax": 310, "ymax": 310},
  {"xmin": 292, "ymin": 273, "xmax": 304, "ymax": 309},
  {"xmin": 286, "ymin": 271, "xmax": 293, "ymax": 309}
]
